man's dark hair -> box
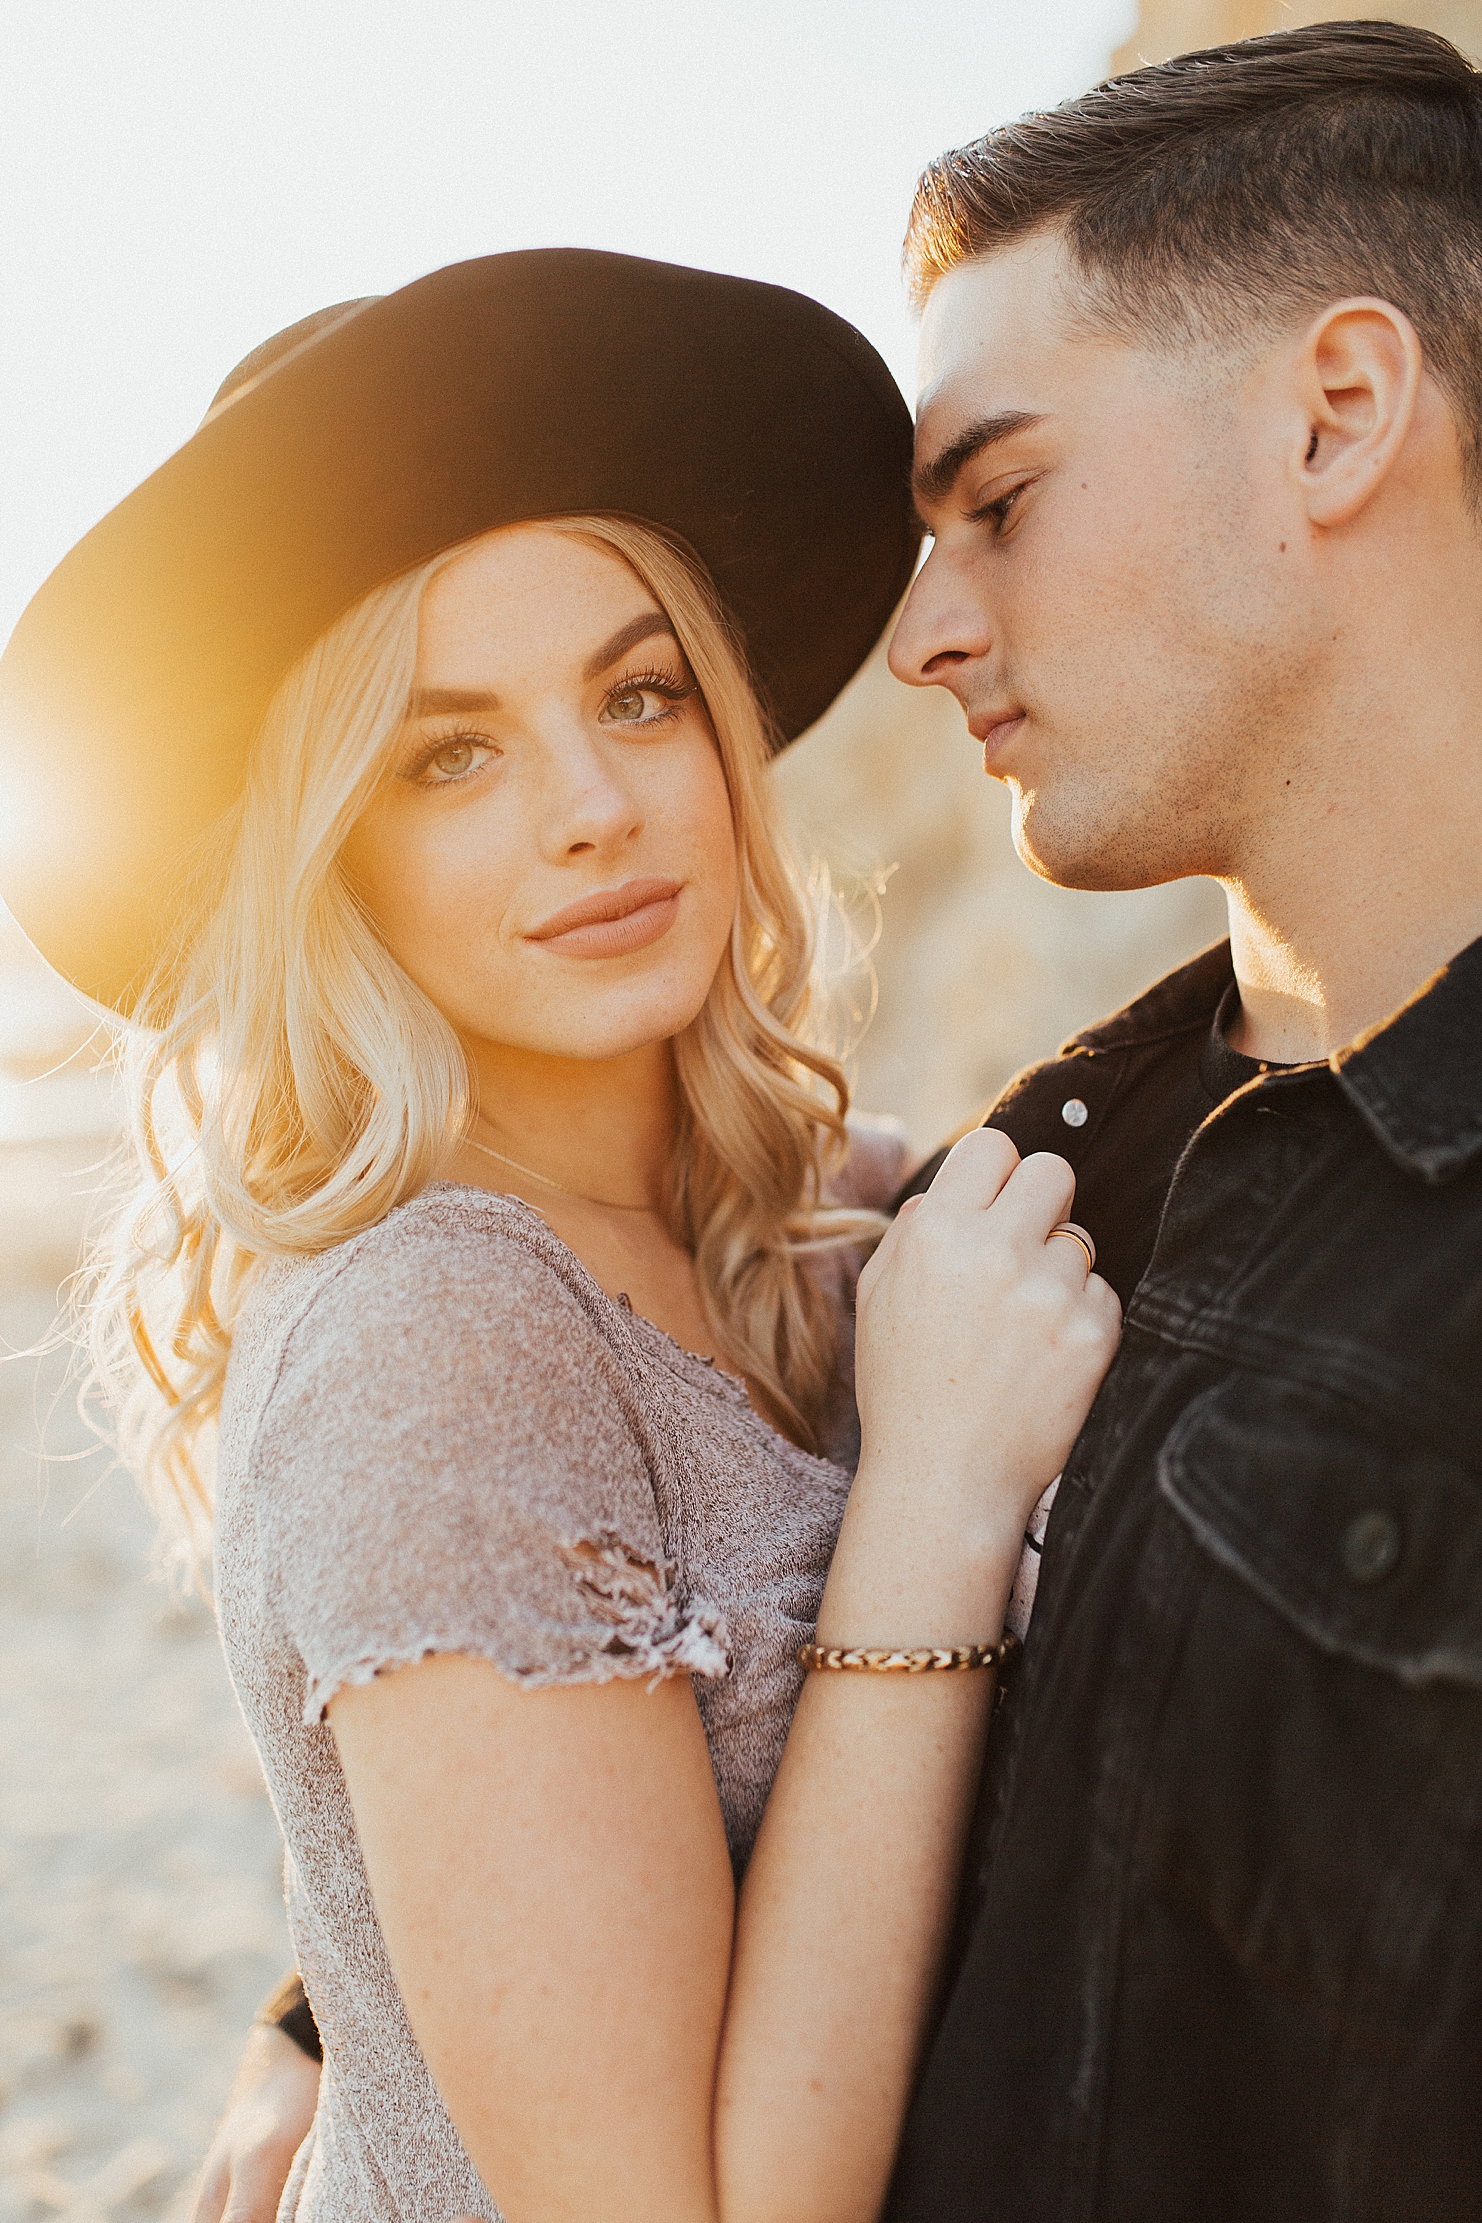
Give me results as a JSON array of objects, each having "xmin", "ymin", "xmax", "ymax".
[{"xmin": 904, "ymin": 20, "xmax": 1482, "ymax": 493}]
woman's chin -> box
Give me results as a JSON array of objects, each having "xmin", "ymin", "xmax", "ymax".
[{"xmin": 458, "ymin": 982, "xmax": 717, "ymax": 1068}]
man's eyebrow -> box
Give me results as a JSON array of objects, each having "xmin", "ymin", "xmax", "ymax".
[
  {"xmin": 582, "ymin": 610, "xmax": 676, "ymax": 682},
  {"xmin": 913, "ymin": 409, "xmax": 1046, "ymax": 508}
]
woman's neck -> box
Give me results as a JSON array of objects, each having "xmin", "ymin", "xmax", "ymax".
[
  {"xmin": 451, "ymin": 1031, "xmax": 729, "ymax": 1387},
  {"xmin": 460, "ymin": 1035, "xmax": 680, "ymax": 1211}
]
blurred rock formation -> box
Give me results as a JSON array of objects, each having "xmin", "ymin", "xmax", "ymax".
[{"xmin": 1113, "ymin": 0, "xmax": 1481, "ymax": 73}]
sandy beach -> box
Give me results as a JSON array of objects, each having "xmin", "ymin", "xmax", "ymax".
[{"xmin": 1, "ymin": 959, "xmax": 291, "ymax": 2221}]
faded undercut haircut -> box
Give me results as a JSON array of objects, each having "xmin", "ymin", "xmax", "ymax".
[{"xmin": 904, "ymin": 20, "xmax": 1482, "ymax": 498}]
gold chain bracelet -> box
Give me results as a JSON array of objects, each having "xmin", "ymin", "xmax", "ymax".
[{"xmin": 797, "ymin": 1633, "xmax": 1019, "ymax": 1674}]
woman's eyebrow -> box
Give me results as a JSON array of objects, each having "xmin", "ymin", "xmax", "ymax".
[
  {"xmin": 582, "ymin": 610, "xmax": 676, "ymax": 680},
  {"xmin": 406, "ymin": 685, "xmax": 500, "ymax": 716},
  {"xmin": 405, "ymin": 614, "xmax": 678, "ymax": 717}
]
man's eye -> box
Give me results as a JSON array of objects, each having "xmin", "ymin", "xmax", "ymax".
[{"xmin": 971, "ymin": 481, "xmax": 1028, "ymax": 534}]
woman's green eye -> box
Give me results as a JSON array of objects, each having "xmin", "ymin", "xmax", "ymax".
[
  {"xmin": 405, "ymin": 733, "xmax": 493, "ymax": 788},
  {"xmin": 609, "ymin": 688, "xmax": 647, "ymax": 723},
  {"xmin": 432, "ymin": 741, "xmax": 476, "ymax": 777}
]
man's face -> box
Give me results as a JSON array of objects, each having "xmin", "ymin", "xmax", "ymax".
[{"xmin": 891, "ymin": 232, "xmax": 1324, "ymax": 892}]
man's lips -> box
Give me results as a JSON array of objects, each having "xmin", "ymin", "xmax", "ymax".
[
  {"xmin": 524, "ymin": 876, "xmax": 684, "ymax": 959},
  {"xmin": 969, "ymin": 708, "xmax": 1027, "ymax": 748}
]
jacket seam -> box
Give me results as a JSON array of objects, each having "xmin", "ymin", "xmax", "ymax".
[{"xmin": 1127, "ymin": 1296, "xmax": 1481, "ymax": 1452}]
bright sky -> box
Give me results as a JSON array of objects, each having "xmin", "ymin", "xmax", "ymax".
[{"xmin": 0, "ymin": 0, "xmax": 1133, "ymax": 647}]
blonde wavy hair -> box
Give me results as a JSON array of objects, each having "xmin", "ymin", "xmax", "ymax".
[{"xmin": 82, "ymin": 515, "xmax": 882, "ymax": 1571}]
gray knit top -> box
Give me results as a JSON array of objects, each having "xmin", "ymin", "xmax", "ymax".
[{"xmin": 214, "ymin": 1131, "xmax": 904, "ymax": 2221}]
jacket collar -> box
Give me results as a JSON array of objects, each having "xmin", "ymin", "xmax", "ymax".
[
  {"xmin": 1066, "ymin": 928, "xmax": 1482, "ymax": 1187},
  {"xmin": 1332, "ymin": 932, "xmax": 1482, "ymax": 1186},
  {"xmin": 1066, "ymin": 939, "xmax": 1236, "ymax": 1056}
]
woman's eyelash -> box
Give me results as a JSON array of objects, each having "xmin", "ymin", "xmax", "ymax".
[
  {"xmin": 608, "ymin": 664, "xmax": 694, "ymax": 703},
  {"xmin": 401, "ymin": 665, "xmax": 697, "ymax": 781}
]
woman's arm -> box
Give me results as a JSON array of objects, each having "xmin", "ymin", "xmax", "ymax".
[
  {"xmin": 332, "ymin": 1665, "xmax": 731, "ymax": 2218},
  {"xmin": 331, "ymin": 1132, "xmax": 1119, "ymax": 2223}
]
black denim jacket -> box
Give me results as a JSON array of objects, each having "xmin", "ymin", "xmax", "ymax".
[{"xmin": 886, "ymin": 933, "xmax": 1482, "ymax": 2223}]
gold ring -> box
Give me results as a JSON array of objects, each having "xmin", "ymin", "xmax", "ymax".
[{"xmin": 1048, "ymin": 1222, "xmax": 1095, "ymax": 1273}]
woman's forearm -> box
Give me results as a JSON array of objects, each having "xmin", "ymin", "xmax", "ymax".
[
  {"xmin": 713, "ymin": 1456, "xmax": 1022, "ymax": 2223},
  {"xmin": 712, "ymin": 1128, "xmax": 1122, "ymax": 2221}
]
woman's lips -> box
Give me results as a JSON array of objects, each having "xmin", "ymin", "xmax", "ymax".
[{"xmin": 524, "ymin": 876, "xmax": 684, "ymax": 959}]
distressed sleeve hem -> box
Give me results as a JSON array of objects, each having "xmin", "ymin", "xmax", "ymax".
[{"xmin": 303, "ymin": 1540, "xmax": 732, "ymax": 1725}]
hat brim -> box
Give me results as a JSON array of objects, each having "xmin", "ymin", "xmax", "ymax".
[{"xmin": 0, "ymin": 248, "xmax": 919, "ymax": 1011}]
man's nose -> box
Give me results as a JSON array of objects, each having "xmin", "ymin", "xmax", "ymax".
[{"xmin": 887, "ymin": 545, "xmax": 993, "ymax": 689}]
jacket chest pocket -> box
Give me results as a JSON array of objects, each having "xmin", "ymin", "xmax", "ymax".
[
  {"xmin": 1145, "ymin": 1374, "xmax": 1482, "ymax": 2040},
  {"xmin": 1159, "ymin": 1373, "xmax": 1482, "ymax": 1693}
]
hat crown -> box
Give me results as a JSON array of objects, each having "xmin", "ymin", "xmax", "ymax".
[{"xmin": 204, "ymin": 299, "xmax": 381, "ymax": 420}]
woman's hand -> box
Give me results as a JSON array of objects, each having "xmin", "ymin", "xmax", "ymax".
[
  {"xmin": 853, "ymin": 1127, "xmax": 1121, "ymax": 1562},
  {"xmin": 191, "ymin": 2025, "xmax": 319, "ymax": 2223}
]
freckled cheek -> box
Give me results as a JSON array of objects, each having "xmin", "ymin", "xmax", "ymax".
[
  {"xmin": 654, "ymin": 751, "xmax": 738, "ymax": 933},
  {"xmin": 348, "ymin": 809, "xmax": 525, "ymax": 983}
]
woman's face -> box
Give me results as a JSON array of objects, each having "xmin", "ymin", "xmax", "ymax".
[{"xmin": 341, "ymin": 527, "xmax": 739, "ymax": 1065}]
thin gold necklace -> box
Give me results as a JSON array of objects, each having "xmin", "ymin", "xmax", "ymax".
[{"xmin": 461, "ymin": 1126, "xmax": 657, "ymax": 1213}]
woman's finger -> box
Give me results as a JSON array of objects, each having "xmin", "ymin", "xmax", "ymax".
[
  {"xmin": 980, "ymin": 1150, "xmax": 1079, "ymax": 1245},
  {"xmin": 919, "ymin": 1125, "xmax": 1021, "ymax": 1207},
  {"xmin": 191, "ymin": 2162, "xmax": 227, "ymax": 2223},
  {"xmin": 1043, "ymin": 1221, "xmax": 1095, "ymax": 1282},
  {"xmin": 857, "ymin": 1190, "xmax": 924, "ymax": 1300}
]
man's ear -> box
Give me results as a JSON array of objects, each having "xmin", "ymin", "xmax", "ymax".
[{"xmin": 1294, "ymin": 297, "xmax": 1424, "ymax": 528}]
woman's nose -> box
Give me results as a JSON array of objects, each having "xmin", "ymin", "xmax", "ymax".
[
  {"xmin": 887, "ymin": 547, "xmax": 993, "ymax": 687},
  {"xmin": 538, "ymin": 734, "xmax": 643, "ymax": 861}
]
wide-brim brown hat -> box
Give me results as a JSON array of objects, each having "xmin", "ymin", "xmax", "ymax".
[{"xmin": 0, "ymin": 247, "xmax": 919, "ymax": 1013}]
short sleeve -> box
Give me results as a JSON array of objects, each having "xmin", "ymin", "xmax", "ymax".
[{"xmin": 249, "ymin": 1202, "xmax": 731, "ymax": 1722}]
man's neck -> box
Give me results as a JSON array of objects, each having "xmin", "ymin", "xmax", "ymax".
[
  {"xmin": 1202, "ymin": 399, "xmax": 1482, "ymax": 1065},
  {"xmin": 1221, "ymin": 760, "xmax": 1482, "ymax": 1065}
]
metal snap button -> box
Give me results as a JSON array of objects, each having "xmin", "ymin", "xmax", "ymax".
[
  {"xmin": 1061, "ymin": 1098, "xmax": 1088, "ymax": 1128},
  {"xmin": 1341, "ymin": 1508, "xmax": 1401, "ymax": 1585}
]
